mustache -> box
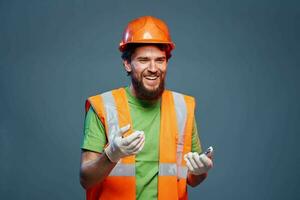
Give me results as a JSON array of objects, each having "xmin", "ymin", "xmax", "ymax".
[{"xmin": 141, "ymin": 68, "xmax": 163, "ymax": 77}]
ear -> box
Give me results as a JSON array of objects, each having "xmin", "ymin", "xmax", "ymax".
[{"xmin": 123, "ymin": 60, "xmax": 132, "ymax": 73}]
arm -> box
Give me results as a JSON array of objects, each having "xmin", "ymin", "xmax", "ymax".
[
  {"xmin": 80, "ymin": 108, "xmax": 145, "ymax": 189},
  {"xmin": 80, "ymin": 125, "xmax": 145, "ymax": 190},
  {"xmin": 80, "ymin": 150, "xmax": 116, "ymax": 189},
  {"xmin": 185, "ymin": 151, "xmax": 213, "ymax": 187},
  {"xmin": 186, "ymin": 119, "xmax": 208, "ymax": 187},
  {"xmin": 187, "ymin": 172, "xmax": 208, "ymax": 187},
  {"xmin": 80, "ymin": 107, "xmax": 113, "ymax": 189}
]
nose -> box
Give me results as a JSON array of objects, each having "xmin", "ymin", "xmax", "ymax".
[{"xmin": 148, "ymin": 60, "xmax": 158, "ymax": 73}]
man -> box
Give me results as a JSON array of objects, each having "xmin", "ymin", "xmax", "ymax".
[{"xmin": 80, "ymin": 16, "xmax": 213, "ymax": 200}]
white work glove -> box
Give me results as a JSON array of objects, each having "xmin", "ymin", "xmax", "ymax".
[
  {"xmin": 104, "ymin": 124, "xmax": 145, "ymax": 163},
  {"xmin": 184, "ymin": 149, "xmax": 213, "ymax": 175}
]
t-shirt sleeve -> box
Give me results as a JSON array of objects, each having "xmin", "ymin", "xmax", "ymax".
[
  {"xmin": 81, "ymin": 107, "xmax": 107, "ymax": 153},
  {"xmin": 191, "ymin": 118, "xmax": 203, "ymax": 154}
]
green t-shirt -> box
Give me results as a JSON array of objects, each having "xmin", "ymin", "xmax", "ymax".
[{"xmin": 81, "ymin": 87, "xmax": 202, "ymax": 200}]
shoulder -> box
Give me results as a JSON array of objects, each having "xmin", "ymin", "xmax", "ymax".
[
  {"xmin": 87, "ymin": 87, "xmax": 125, "ymax": 100},
  {"xmin": 85, "ymin": 88, "xmax": 115, "ymax": 113},
  {"xmin": 86, "ymin": 88, "xmax": 127, "ymax": 112},
  {"xmin": 166, "ymin": 89, "xmax": 196, "ymax": 103}
]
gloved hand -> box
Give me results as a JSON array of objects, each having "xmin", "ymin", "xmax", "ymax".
[
  {"xmin": 184, "ymin": 152, "xmax": 213, "ymax": 175},
  {"xmin": 104, "ymin": 124, "xmax": 145, "ymax": 163}
]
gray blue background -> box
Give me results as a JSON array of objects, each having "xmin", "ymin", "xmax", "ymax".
[{"xmin": 1, "ymin": 0, "xmax": 299, "ymax": 199}]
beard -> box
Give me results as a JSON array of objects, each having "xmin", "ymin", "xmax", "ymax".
[{"xmin": 130, "ymin": 68, "xmax": 166, "ymax": 101}]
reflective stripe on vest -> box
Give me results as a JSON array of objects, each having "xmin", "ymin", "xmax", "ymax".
[
  {"xmin": 158, "ymin": 163, "xmax": 188, "ymax": 179},
  {"xmin": 172, "ymin": 92, "xmax": 188, "ymax": 179},
  {"xmin": 101, "ymin": 91, "xmax": 135, "ymax": 177},
  {"xmin": 159, "ymin": 163, "xmax": 177, "ymax": 176},
  {"xmin": 101, "ymin": 91, "xmax": 120, "ymax": 143},
  {"xmin": 158, "ymin": 92, "xmax": 189, "ymax": 179},
  {"xmin": 109, "ymin": 163, "xmax": 135, "ymax": 176}
]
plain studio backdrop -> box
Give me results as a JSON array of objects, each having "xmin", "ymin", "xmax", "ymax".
[{"xmin": 0, "ymin": 0, "xmax": 299, "ymax": 199}]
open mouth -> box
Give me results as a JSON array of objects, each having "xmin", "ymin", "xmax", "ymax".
[
  {"xmin": 144, "ymin": 76, "xmax": 159, "ymax": 80},
  {"xmin": 143, "ymin": 75, "xmax": 160, "ymax": 87}
]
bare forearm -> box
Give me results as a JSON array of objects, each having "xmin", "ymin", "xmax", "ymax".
[
  {"xmin": 187, "ymin": 172, "xmax": 207, "ymax": 187},
  {"xmin": 80, "ymin": 152, "xmax": 116, "ymax": 189}
]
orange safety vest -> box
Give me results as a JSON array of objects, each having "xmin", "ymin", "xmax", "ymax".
[{"xmin": 85, "ymin": 88, "xmax": 195, "ymax": 200}]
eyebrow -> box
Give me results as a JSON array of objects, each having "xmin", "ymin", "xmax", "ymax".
[
  {"xmin": 156, "ymin": 57, "xmax": 166, "ymax": 60},
  {"xmin": 136, "ymin": 57, "xmax": 149, "ymax": 60},
  {"xmin": 136, "ymin": 56, "xmax": 166, "ymax": 60}
]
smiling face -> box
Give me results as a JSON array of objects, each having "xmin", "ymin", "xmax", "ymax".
[{"xmin": 123, "ymin": 45, "xmax": 168, "ymax": 101}]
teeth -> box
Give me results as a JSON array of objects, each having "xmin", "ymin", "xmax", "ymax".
[{"xmin": 145, "ymin": 76, "xmax": 157, "ymax": 80}]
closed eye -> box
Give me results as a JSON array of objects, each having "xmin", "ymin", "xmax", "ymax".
[
  {"xmin": 137, "ymin": 57, "xmax": 150, "ymax": 63},
  {"xmin": 156, "ymin": 57, "xmax": 166, "ymax": 63}
]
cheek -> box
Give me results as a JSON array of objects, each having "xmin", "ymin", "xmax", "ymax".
[
  {"xmin": 160, "ymin": 65, "xmax": 168, "ymax": 75},
  {"xmin": 131, "ymin": 66, "xmax": 145, "ymax": 79},
  {"xmin": 160, "ymin": 63, "xmax": 168, "ymax": 72},
  {"xmin": 132, "ymin": 62, "xmax": 148, "ymax": 74}
]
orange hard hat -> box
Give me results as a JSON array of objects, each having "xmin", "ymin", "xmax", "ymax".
[{"xmin": 119, "ymin": 16, "xmax": 175, "ymax": 52}]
